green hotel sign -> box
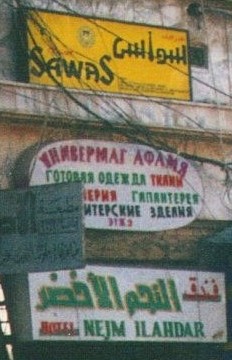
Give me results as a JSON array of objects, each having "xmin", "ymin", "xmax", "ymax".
[{"xmin": 28, "ymin": 266, "xmax": 227, "ymax": 342}]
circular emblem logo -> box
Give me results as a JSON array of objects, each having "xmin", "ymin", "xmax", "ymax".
[{"xmin": 78, "ymin": 26, "xmax": 95, "ymax": 48}]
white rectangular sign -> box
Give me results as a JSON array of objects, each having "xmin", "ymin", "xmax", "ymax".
[{"xmin": 28, "ymin": 266, "xmax": 227, "ymax": 342}]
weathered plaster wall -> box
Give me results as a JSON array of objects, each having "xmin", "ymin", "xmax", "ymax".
[
  {"xmin": 1, "ymin": 81, "xmax": 232, "ymax": 132},
  {"xmin": 1, "ymin": 80, "xmax": 232, "ymax": 222},
  {"xmin": 0, "ymin": 118, "xmax": 229, "ymax": 262}
]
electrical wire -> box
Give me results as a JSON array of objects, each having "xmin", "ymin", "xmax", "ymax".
[
  {"xmin": 2, "ymin": 1, "xmax": 230, "ymax": 219},
  {"xmin": 17, "ymin": 4, "xmax": 232, "ymax": 153},
  {"xmin": 2, "ymin": 0, "xmax": 232, "ymax": 219}
]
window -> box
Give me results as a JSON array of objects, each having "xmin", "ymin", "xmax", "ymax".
[
  {"xmin": 0, "ymin": 283, "xmax": 13, "ymax": 360},
  {"xmin": 189, "ymin": 46, "xmax": 208, "ymax": 68}
]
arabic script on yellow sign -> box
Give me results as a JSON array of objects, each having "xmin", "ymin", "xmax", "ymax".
[{"xmin": 27, "ymin": 10, "xmax": 191, "ymax": 101}]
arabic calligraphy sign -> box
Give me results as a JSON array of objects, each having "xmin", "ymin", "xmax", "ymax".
[
  {"xmin": 29, "ymin": 139, "xmax": 203, "ymax": 231},
  {"xmin": 26, "ymin": 9, "xmax": 191, "ymax": 101},
  {"xmin": 0, "ymin": 182, "xmax": 84, "ymax": 273},
  {"xmin": 28, "ymin": 266, "xmax": 227, "ymax": 342}
]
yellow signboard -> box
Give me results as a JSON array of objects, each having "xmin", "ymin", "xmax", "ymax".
[{"xmin": 26, "ymin": 10, "xmax": 191, "ymax": 101}]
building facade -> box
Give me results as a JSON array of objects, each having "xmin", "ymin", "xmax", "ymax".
[{"xmin": 0, "ymin": 0, "xmax": 232, "ymax": 359}]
